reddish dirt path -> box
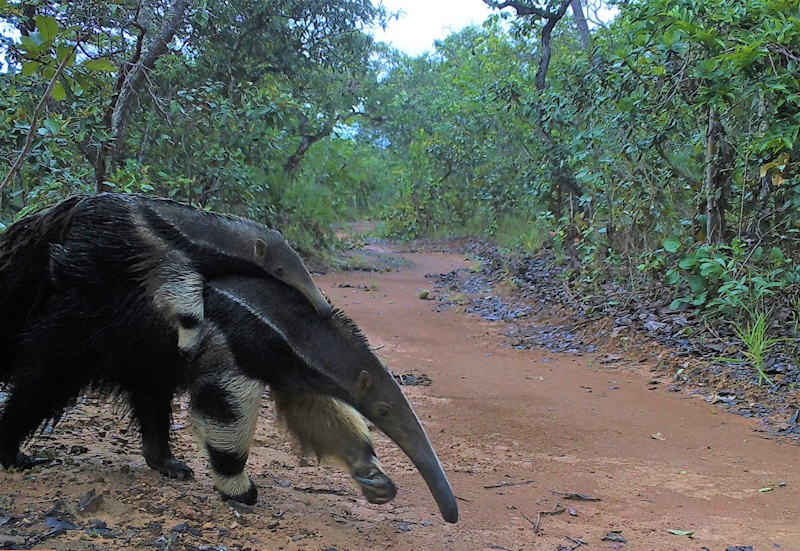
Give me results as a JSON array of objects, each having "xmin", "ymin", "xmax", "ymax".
[
  {"xmin": 1, "ymin": 249, "xmax": 799, "ymax": 550},
  {"xmin": 319, "ymin": 251, "xmax": 800, "ymax": 551}
]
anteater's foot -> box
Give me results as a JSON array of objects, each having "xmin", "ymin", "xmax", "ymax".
[
  {"xmin": 216, "ymin": 479, "xmax": 258, "ymax": 506},
  {"xmin": 146, "ymin": 457, "xmax": 194, "ymax": 480},
  {"xmin": 352, "ymin": 464, "xmax": 397, "ymax": 504},
  {"xmin": 1, "ymin": 451, "xmax": 51, "ymax": 471}
]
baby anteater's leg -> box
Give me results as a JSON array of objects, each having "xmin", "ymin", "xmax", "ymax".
[
  {"xmin": 273, "ymin": 390, "xmax": 397, "ymax": 504},
  {"xmin": 149, "ymin": 252, "xmax": 205, "ymax": 356},
  {"xmin": 189, "ymin": 375, "xmax": 263, "ymax": 504}
]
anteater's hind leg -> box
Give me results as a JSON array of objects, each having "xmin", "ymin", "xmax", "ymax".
[
  {"xmin": 0, "ymin": 359, "xmax": 84, "ymax": 470},
  {"xmin": 188, "ymin": 375, "xmax": 263, "ymax": 504},
  {"xmin": 128, "ymin": 390, "xmax": 194, "ymax": 480},
  {"xmin": 273, "ymin": 390, "xmax": 397, "ymax": 504}
]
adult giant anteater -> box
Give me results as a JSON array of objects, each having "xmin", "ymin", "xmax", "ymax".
[
  {"xmin": 0, "ymin": 274, "xmax": 458, "ymax": 523},
  {"xmin": 0, "ymin": 193, "xmax": 332, "ymax": 366}
]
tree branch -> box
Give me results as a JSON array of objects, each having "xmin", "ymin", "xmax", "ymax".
[
  {"xmin": 482, "ymin": 0, "xmax": 551, "ymax": 18},
  {"xmin": 106, "ymin": 0, "xmax": 191, "ymax": 180},
  {"xmin": 284, "ymin": 121, "xmax": 334, "ymax": 174},
  {"xmin": 535, "ymin": 0, "xmax": 572, "ymax": 90}
]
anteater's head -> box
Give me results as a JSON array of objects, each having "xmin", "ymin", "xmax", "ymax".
[
  {"xmin": 206, "ymin": 276, "xmax": 458, "ymax": 523},
  {"xmin": 253, "ymin": 233, "xmax": 332, "ymax": 320}
]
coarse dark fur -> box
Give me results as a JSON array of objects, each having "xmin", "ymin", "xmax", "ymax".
[
  {"xmin": 0, "ymin": 192, "xmax": 331, "ymax": 367},
  {"xmin": 0, "ymin": 195, "xmax": 86, "ymax": 376},
  {"xmin": 0, "ymin": 274, "xmax": 458, "ymax": 522}
]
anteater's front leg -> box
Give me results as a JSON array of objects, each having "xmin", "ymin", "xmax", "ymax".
[
  {"xmin": 129, "ymin": 390, "xmax": 194, "ymax": 480},
  {"xmin": 273, "ymin": 390, "xmax": 397, "ymax": 504},
  {"xmin": 189, "ymin": 375, "xmax": 263, "ymax": 504}
]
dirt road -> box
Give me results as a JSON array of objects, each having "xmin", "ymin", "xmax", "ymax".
[{"xmin": 1, "ymin": 249, "xmax": 799, "ymax": 550}]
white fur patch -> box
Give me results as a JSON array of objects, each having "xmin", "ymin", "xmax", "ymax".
[
  {"xmin": 213, "ymin": 471, "xmax": 252, "ymax": 499},
  {"xmin": 190, "ymin": 374, "xmax": 263, "ymax": 479},
  {"xmin": 151, "ymin": 267, "xmax": 205, "ymax": 352}
]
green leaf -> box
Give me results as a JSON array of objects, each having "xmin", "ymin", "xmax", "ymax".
[
  {"xmin": 51, "ymin": 81, "xmax": 66, "ymax": 102},
  {"xmin": 690, "ymin": 291, "xmax": 708, "ymax": 306},
  {"xmin": 668, "ymin": 529, "xmax": 695, "ymax": 537},
  {"xmin": 21, "ymin": 61, "xmax": 41, "ymax": 77},
  {"xmin": 83, "ymin": 58, "xmax": 117, "ymax": 72},
  {"xmin": 664, "ymin": 269, "xmax": 680, "ymax": 285},
  {"xmin": 42, "ymin": 117, "xmax": 60, "ymax": 134},
  {"xmin": 688, "ymin": 275, "xmax": 706, "ymax": 293},
  {"xmin": 663, "ymin": 236, "xmax": 681, "ymax": 253},
  {"xmin": 19, "ymin": 35, "xmax": 40, "ymax": 56},
  {"xmin": 678, "ymin": 257, "xmax": 696, "ymax": 270},
  {"xmin": 57, "ymin": 44, "xmax": 76, "ymax": 67},
  {"xmin": 36, "ymin": 16, "xmax": 59, "ymax": 42}
]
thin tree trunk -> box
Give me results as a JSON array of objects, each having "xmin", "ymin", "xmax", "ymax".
[
  {"xmin": 571, "ymin": 0, "xmax": 590, "ymax": 51},
  {"xmin": 705, "ymin": 107, "xmax": 727, "ymax": 244}
]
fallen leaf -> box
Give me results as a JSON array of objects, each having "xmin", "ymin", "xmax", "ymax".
[
  {"xmin": 651, "ymin": 432, "xmax": 666, "ymax": 440},
  {"xmin": 758, "ymin": 487, "xmax": 774, "ymax": 492},
  {"xmin": 667, "ymin": 529, "xmax": 695, "ymax": 537}
]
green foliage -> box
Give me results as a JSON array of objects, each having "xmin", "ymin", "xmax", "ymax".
[
  {"xmin": 1, "ymin": 1, "xmax": 388, "ymax": 252},
  {"xmin": 717, "ymin": 308, "xmax": 791, "ymax": 386},
  {"xmin": 732, "ymin": 309, "xmax": 783, "ymax": 386},
  {"xmin": 664, "ymin": 238, "xmax": 799, "ymax": 315},
  {"xmin": 361, "ymin": 0, "xmax": 800, "ymax": 330},
  {"xmin": 2, "ymin": 0, "xmax": 800, "ymax": 306}
]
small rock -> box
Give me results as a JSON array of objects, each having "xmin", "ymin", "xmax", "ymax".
[
  {"xmin": 227, "ymin": 500, "xmax": 254, "ymax": 514},
  {"xmin": 77, "ymin": 489, "xmax": 104, "ymax": 513}
]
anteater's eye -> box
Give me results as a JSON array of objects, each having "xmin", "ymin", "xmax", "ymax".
[{"xmin": 375, "ymin": 402, "xmax": 391, "ymax": 419}]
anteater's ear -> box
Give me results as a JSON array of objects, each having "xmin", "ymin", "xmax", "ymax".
[
  {"xmin": 355, "ymin": 370, "xmax": 372, "ymax": 400},
  {"xmin": 254, "ymin": 238, "xmax": 268, "ymax": 260}
]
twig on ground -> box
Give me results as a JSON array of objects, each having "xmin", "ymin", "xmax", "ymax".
[
  {"xmin": 533, "ymin": 500, "xmax": 565, "ymax": 532},
  {"xmin": 293, "ymin": 486, "xmax": 347, "ymax": 496},
  {"xmin": 548, "ymin": 489, "xmax": 601, "ymax": 501},
  {"xmin": 484, "ymin": 479, "xmax": 536, "ymax": 489},
  {"xmin": 565, "ymin": 535, "xmax": 587, "ymax": 549}
]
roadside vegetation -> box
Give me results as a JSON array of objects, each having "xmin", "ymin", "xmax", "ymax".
[{"xmin": 2, "ymin": 0, "xmax": 799, "ymax": 390}]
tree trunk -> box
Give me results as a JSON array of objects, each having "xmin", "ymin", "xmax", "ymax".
[
  {"xmin": 570, "ymin": 0, "xmax": 590, "ymax": 51},
  {"xmin": 704, "ymin": 107, "xmax": 729, "ymax": 244}
]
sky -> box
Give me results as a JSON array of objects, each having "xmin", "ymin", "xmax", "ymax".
[{"xmin": 371, "ymin": 0, "xmax": 496, "ymax": 56}]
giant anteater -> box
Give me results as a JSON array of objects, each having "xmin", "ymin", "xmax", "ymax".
[
  {"xmin": 0, "ymin": 192, "xmax": 332, "ymax": 366},
  {"xmin": 0, "ymin": 273, "xmax": 458, "ymax": 523}
]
